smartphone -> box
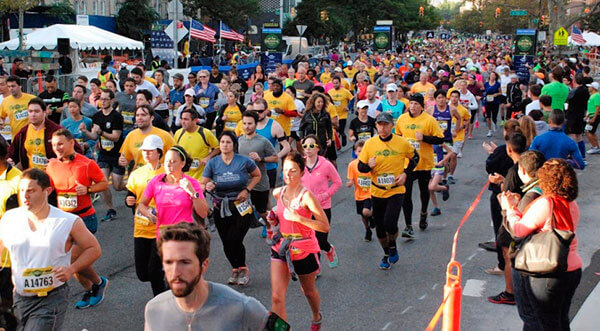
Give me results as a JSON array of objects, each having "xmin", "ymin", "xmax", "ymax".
[{"xmin": 264, "ymin": 312, "xmax": 290, "ymax": 331}]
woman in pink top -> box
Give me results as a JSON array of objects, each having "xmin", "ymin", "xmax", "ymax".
[
  {"xmin": 268, "ymin": 152, "xmax": 329, "ymax": 330},
  {"xmin": 500, "ymin": 159, "xmax": 581, "ymax": 331},
  {"xmin": 300, "ymin": 135, "xmax": 341, "ymax": 269},
  {"xmin": 139, "ymin": 146, "xmax": 209, "ymax": 237}
]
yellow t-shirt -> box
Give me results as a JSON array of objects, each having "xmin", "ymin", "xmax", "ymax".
[
  {"xmin": 344, "ymin": 67, "xmax": 358, "ymax": 79},
  {"xmin": 264, "ymin": 92, "xmax": 296, "ymax": 136},
  {"xmin": 223, "ymin": 105, "xmax": 242, "ymax": 131},
  {"xmin": 452, "ymin": 104, "xmax": 471, "ymax": 142},
  {"xmin": 0, "ymin": 166, "xmax": 21, "ymax": 268},
  {"xmin": 126, "ymin": 164, "xmax": 165, "ymax": 239},
  {"xmin": 410, "ymin": 82, "xmax": 436, "ymax": 96},
  {"xmin": 365, "ymin": 66, "xmax": 377, "ymax": 82},
  {"xmin": 120, "ymin": 127, "xmax": 175, "ymax": 169},
  {"xmin": 234, "ymin": 121, "xmax": 244, "ymax": 137},
  {"xmin": 328, "ymin": 88, "xmax": 353, "ymax": 120},
  {"xmin": 24, "ymin": 125, "xmax": 48, "ymax": 170},
  {"xmin": 0, "ymin": 93, "xmax": 36, "ymax": 137},
  {"xmin": 395, "ymin": 112, "xmax": 444, "ymax": 171},
  {"xmin": 400, "ymin": 98, "xmax": 409, "ymax": 108},
  {"xmin": 358, "ymin": 135, "xmax": 415, "ymax": 198},
  {"xmin": 174, "ymin": 127, "xmax": 219, "ymax": 180},
  {"xmin": 320, "ymin": 72, "xmax": 332, "ymax": 84}
]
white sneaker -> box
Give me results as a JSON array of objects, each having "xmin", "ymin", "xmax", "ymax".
[
  {"xmin": 457, "ymin": 152, "xmax": 463, "ymax": 158},
  {"xmin": 487, "ymin": 130, "xmax": 493, "ymax": 137},
  {"xmin": 587, "ymin": 147, "xmax": 600, "ymax": 154},
  {"xmin": 493, "ymin": 123, "xmax": 497, "ymax": 132}
]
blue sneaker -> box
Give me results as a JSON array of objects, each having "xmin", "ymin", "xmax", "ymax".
[
  {"xmin": 431, "ymin": 207, "xmax": 441, "ymax": 216},
  {"xmin": 261, "ymin": 226, "xmax": 267, "ymax": 238},
  {"xmin": 100, "ymin": 209, "xmax": 116, "ymax": 222},
  {"xmin": 88, "ymin": 276, "xmax": 109, "ymax": 307},
  {"xmin": 75, "ymin": 291, "xmax": 92, "ymax": 309},
  {"xmin": 379, "ymin": 256, "xmax": 391, "ymax": 270},
  {"xmin": 389, "ymin": 250, "xmax": 399, "ymax": 264}
]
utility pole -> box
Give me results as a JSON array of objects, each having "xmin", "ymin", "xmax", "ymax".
[{"xmin": 173, "ymin": 0, "xmax": 179, "ymax": 68}]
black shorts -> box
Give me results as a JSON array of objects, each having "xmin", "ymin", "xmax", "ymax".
[
  {"xmin": 0, "ymin": 268, "xmax": 12, "ymax": 300},
  {"xmin": 267, "ymin": 168, "xmax": 277, "ymax": 189},
  {"xmin": 355, "ymin": 198, "xmax": 372, "ymax": 215},
  {"xmin": 324, "ymin": 144, "xmax": 337, "ymax": 161},
  {"xmin": 564, "ymin": 118, "xmax": 585, "ymax": 135},
  {"xmin": 97, "ymin": 155, "xmax": 126, "ymax": 176},
  {"xmin": 587, "ymin": 116, "xmax": 600, "ymax": 134},
  {"xmin": 270, "ymin": 249, "xmax": 319, "ymax": 275},
  {"xmin": 496, "ymin": 223, "xmax": 513, "ymax": 248},
  {"xmin": 251, "ymin": 190, "xmax": 269, "ymax": 214}
]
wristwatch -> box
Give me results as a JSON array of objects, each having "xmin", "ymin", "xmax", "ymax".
[{"xmin": 192, "ymin": 192, "xmax": 200, "ymax": 199}]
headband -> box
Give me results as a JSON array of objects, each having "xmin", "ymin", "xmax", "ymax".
[{"xmin": 169, "ymin": 146, "xmax": 187, "ymax": 163}]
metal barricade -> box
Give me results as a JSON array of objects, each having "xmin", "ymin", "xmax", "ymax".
[{"xmin": 24, "ymin": 73, "xmax": 79, "ymax": 96}]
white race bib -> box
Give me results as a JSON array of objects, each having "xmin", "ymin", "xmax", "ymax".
[
  {"xmin": 22, "ymin": 267, "xmax": 55, "ymax": 296},
  {"xmin": 225, "ymin": 122, "xmax": 237, "ymax": 130},
  {"xmin": 357, "ymin": 176, "xmax": 371, "ymax": 189},
  {"xmin": 407, "ymin": 138, "xmax": 420, "ymax": 150},
  {"xmin": 199, "ymin": 98, "xmax": 210, "ymax": 108},
  {"xmin": 296, "ymin": 90, "xmax": 304, "ymax": 99},
  {"xmin": 235, "ymin": 200, "xmax": 253, "ymax": 216},
  {"xmin": 358, "ymin": 132, "xmax": 371, "ymax": 141},
  {"xmin": 486, "ymin": 95, "xmax": 494, "ymax": 102},
  {"xmin": 122, "ymin": 111, "xmax": 134, "ymax": 125},
  {"xmin": 333, "ymin": 101, "xmax": 341, "ymax": 106},
  {"xmin": 585, "ymin": 124, "xmax": 593, "ymax": 131},
  {"xmin": 438, "ymin": 121, "xmax": 448, "ymax": 130},
  {"xmin": 100, "ymin": 137, "xmax": 115, "ymax": 151},
  {"xmin": 14, "ymin": 110, "xmax": 28, "ymax": 121},
  {"xmin": 376, "ymin": 174, "xmax": 395, "ymax": 186},
  {"xmin": 135, "ymin": 207, "xmax": 156, "ymax": 224},
  {"xmin": 190, "ymin": 159, "xmax": 200, "ymax": 170},
  {"xmin": 57, "ymin": 193, "xmax": 78, "ymax": 211},
  {"xmin": 32, "ymin": 154, "xmax": 48, "ymax": 167}
]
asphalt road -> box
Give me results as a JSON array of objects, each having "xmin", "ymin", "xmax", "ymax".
[{"xmin": 61, "ymin": 121, "xmax": 600, "ymax": 331}]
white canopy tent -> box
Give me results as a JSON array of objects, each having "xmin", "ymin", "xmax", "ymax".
[
  {"xmin": 568, "ymin": 31, "xmax": 600, "ymax": 47},
  {"xmin": 0, "ymin": 24, "xmax": 144, "ymax": 50}
]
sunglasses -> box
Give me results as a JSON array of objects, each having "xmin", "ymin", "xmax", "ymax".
[
  {"xmin": 302, "ymin": 143, "xmax": 319, "ymax": 149},
  {"xmin": 198, "ymin": 76, "xmax": 208, "ymax": 78}
]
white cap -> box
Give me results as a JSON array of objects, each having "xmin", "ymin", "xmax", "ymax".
[
  {"xmin": 184, "ymin": 88, "xmax": 195, "ymax": 96},
  {"xmin": 357, "ymin": 100, "xmax": 370, "ymax": 109},
  {"xmin": 346, "ymin": 61, "xmax": 353, "ymax": 66},
  {"xmin": 587, "ymin": 82, "xmax": 600, "ymax": 90},
  {"xmin": 120, "ymin": 63, "xmax": 127, "ymax": 68},
  {"xmin": 334, "ymin": 67, "xmax": 343, "ymax": 73},
  {"xmin": 140, "ymin": 135, "xmax": 164, "ymax": 151},
  {"xmin": 386, "ymin": 83, "xmax": 398, "ymax": 92}
]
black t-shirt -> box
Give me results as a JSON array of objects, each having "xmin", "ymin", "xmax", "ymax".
[
  {"xmin": 502, "ymin": 163, "xmax": 523, "ymax": 196},
  {"xmin": 39, "ymin": 89, "xmax": 68, "ymax": 124},
  {"xmin": 566, "ymin": 85, "xmax": 589, "ymax": 120},
  {"xmin": 209, "ymin": 72, "xmax": 224, "ymax": 84},
  {"xmin": 92, "ymin": 109, "xmax": 124, "ymax": 158},
  {"xmin": 349, "ymin": 117, "xmax": 376, "ymax": 141}
]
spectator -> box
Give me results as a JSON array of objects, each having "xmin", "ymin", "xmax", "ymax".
[{"xmin": 530, "ymin": 109, "xmax": 585, "ymax": 169}]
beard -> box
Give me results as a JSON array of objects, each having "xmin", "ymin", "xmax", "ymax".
[
  {"xmin": 168, "ymin": 273, "xmax": 201, "ymax": 297},
  {"xmin": 273, "ymin": 89, "xmax": 283, "ymax": 98}
]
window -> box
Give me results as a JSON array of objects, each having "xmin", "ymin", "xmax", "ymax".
[
  {"xmin": 93, "ymin": 1, "xmax": 98, "ymax": 15},
  {"xmin": 101, "ymin": 0, "xmax": 105, "ymax": 15}
]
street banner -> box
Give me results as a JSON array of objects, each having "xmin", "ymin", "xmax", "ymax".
[{"xmin": 373, "ymin": 26, "xmax": 391, "ymax": 52}]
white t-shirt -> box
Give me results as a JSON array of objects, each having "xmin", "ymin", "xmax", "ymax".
[
  {"xmin": 525, "ymin": 100, "xmax": 541, "ymax": 115},
  {"xmin": 290, "ymin": 99, "xmax": 305, "ymax": 132},
  {"xmin": 135, "ymin": 80, "xmax": 160, "ymax": 98},
  {"xmin": 367, "ymin": 99, "xmax": 382, "ymax": 119},
  {"xmin": 500, "ymin": 75, "xmax": 511, "ymax": 95}
]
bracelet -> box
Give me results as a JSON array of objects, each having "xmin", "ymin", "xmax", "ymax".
[
  {"xmin": 87, "ymin": 187, "xmax": 92, "ymax": 194},
  {"xmin": 243, "ymin": 187, "xmax": 251, "ymax": 193}
]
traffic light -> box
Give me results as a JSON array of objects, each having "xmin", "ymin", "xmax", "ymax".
[
  {"xmin": 495, "ymin": 8, "xmax": 501, "ymax": 18},
  {"xmin": 419, "ymin": 6, "xmax": 424, "ymax": 16},
  {"xmin": 540, "ymin": 15, "xmax": 545, "ymax": 25},
  {"xmin": 585, "ymin": 7, "xmax": 590, "ymax": 14}
]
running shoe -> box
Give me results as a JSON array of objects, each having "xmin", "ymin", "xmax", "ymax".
[
  {"xmin": 478, "ymin": 241, "xmax": 497, "ymax": 252},
  {"xmin": 379, "ymin": 256, "xmax": 391, "ymax": 270},
  {"xmin": 369, "ymin": 216, "xmax": 376, "ymax": 229},
  {"xmin": 457, "ymin": 152, "xmax": 463, "ymax": 158},
  {"xmin": 325, "ymin": 245, "xmax": 338, "ymax": 268},
  {"xmin": 487, "ymin": 291, "xmax": 516, "ymax": 305},
  {"xmin": 310, "ymin": 313, "xmax": 323, "ymax": 331},
  {"xmin": 431, "ymin": 207, "xmax": 441, "ymax": 216},
  {"xmin": 487, "ymin": 130, "xmax": 493, "ymax": 137},
  {"xmin": 442, "ymin": 185, "xmax": 450, "ymax": 201},
  {"xmin": 447, "ymin": 176, "xmax": 456, "ymax": 185},
  {"xmin": 88, "ymin": 276, "xmax": 109, "ymax": 307},
  {"xmin": 364, "ymin": 228, "xmax": 372, "ymax": 242},
  {"xmin": 237, "ymin": 268, "xmax": 250, "ymax": 286},
  {"xmin": 474, "ymin": 121, "xmax": 479, "ymax": 129},
  {"xmin": 587, "ymin": 147, "xmax": 600, "ymax": 154},
  {"xmin": 401, "ymin": 226, "xmax": 415, "ymax": 239},
  {"xmin": 441, "ymin": 179, "xmax": 448, "ymax": 186},
  {"xmin": 500, "ymin": 119, "xmax": 506, "ymax": 127},
  {"xmin": 75, "ymin": 291, "xmax": 93, "ymax": 309},
  {"xmin": 484, "ymin": 266, "xmax": 503, "ymax": 275},
  {"xmin": 261, "ymin": 226, "xmax": 267, "ymax": 238},
  {"xmin": 468, "ymin": 134, "xmax": 473, "ymax": 140},
  {"xmin": 228, "ymin": 269, "xmax": 240, "ymax": 285},
  {"xmin": 419, "ymin": 212, "xmax": 428, "ymax": 230},
  {"xmin": 100, "ymin": 209, "xmax": 117, "ymax": 222},
  {"xmin": 389, "ymin": 249, "xmax": 399, "ymax": 264}
]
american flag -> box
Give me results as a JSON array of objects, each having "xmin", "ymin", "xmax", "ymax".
[
  {"xmin": 220, "ymin": 22, "xmax": 244, "ymax": 42},
  {"xmin": 190, "ymin": 19, "xmax": 216, "ymax": 43},
  {"xmin": 571, "ymin": 26, "xmax": 587, "ymax": 45}
]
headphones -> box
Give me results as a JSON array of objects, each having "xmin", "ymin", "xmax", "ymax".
[{"xmin": 61, "ymin": 154, "xmax": 75, "ymax": 162}]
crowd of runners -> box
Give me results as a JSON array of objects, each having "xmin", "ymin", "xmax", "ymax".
[{"xmin": 0, "ymin": 36, "xmax": 597, "ymax": 330}]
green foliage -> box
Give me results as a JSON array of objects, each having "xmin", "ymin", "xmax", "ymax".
[
  {"xmin": 46, "ymin": 1, "xmax": 76, "ymax": 24},
  {"xmin": 115, "ymin": 0, "xmax": 159, "ymax": 41},
  {"xmin": 0, "ymin": 0, "xmax": 37, "ymax": 12},
  {"xmin": 180, "ymin": 0, "xmax": 260, "ymax": 30}
]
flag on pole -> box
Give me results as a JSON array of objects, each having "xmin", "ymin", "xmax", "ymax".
[
  {"xmin": 571, "ymin": 26, "xmax": 587, "ymax": 45},
  {"xmin": 220, "ymin": 22, "xmax": 244, "ymax": 42},
  {"xmin": 190, "ymin": 19, "xmax": 216, "ymax": 43}
]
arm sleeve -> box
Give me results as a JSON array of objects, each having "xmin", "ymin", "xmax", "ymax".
[
  {"xmin": 486, "ymin": 147, "xmax": 504, "ymax": 174},
  {"xmin": 358, "ymin": 160, "xmax": 371, "ymax": 173},
  {"xmin": 422, "ymin": 135, "xmax": 445, "ymax": 145},
  {"xmin": 405, "ymin": 149, "xmax": 420, "ymax": 173},
  {"xmin": 570, "ymin": 142, "xmax": 586, "ymax": 170}
]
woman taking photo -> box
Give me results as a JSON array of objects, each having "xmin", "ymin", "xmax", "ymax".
[
  {"xmin": 139, "ymin": 145, "xmax": 209, "ymax": 236},
  {"xmin": 201, "ymin": 131, "xmax": 261, "ymax": 286},
  {"xmin": 125, "ymin": 135, "xmax": 167, "ymax": 296},
  {"xmin": 215, "ymin": 90, "xmax": 246, "ymax": 136},
  {"xmin": 250, "ymin": 64, "xmax": 266, "ymax": 87},
  {"xmin": 501, "ymin": 159, "xmax": 582, "ymax": 331},
  {"xmin": 301, "ymin": 134, "xmax": 341, "ymax": 269},
  {"xmin": 484, "ymin": 71, "xmax": 502, "ymax": 137},
  {"xmin": 269, "ymin": 151, "xmax": 330, "ymax": 330},
  {"xmin": 299, "ymin": 93, "xmax": 337, "ymax": 166}
]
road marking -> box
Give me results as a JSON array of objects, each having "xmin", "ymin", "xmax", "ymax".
[
  {"xmin": 467, "ymin": 252, "xmax": 478, "ymax": 261},
  {"xmin": 401, "ymin": 306, "xmax": 413, "ymax": 315},
  {"xmin": 419, "ymin": 294, "xmax": 427, "ymax": 300},
  {"xmin": 432, "ymin": 283, "xmax": 438, "ymax": 290},
  {"xmin": 382, "ymin": 322, "xmax": 392, "ymax": 330},
  {"xmin": 462, "ymin": 279, "xmax": 486, "ymax": 297}
]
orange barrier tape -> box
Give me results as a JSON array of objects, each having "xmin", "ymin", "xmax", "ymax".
[{"xmin": 425, "ymin": 181, "xmax": 489, "ymax": 330}]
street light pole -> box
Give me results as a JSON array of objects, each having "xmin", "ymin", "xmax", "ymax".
[{"xmin": 173, "ymin": 0, "xmax": 179, "ymax": 68}]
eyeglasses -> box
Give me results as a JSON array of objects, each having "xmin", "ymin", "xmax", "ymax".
[
  {"xmin": 188, "ymin": 76, "xmax": 196, "ymax": 79},
  {"xmin": 255, "ymin": 108, "xmax": 267, "ymax": 112},
  {"xmin": 302, "ymin": 143, "xmax": 319, "ymax": 149},
  {"xmin": 198, "ymin": 76, "xmax": 208, "ymax": 78}
]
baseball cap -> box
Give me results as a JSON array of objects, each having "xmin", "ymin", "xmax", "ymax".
[
  {"xmin": 140, "ymin": 135, "xmax": 164, "ymax": 151},
  {"xmin": 468, "ymin": 74, "xmax": 476, "ymax": 80},
  {"xmin": 334, "ymin": 67, "xmax": 343, "ymax": 73},
  {"xmin": 184, "ymin": 88, "xmax": 195, "ymax": 96},
  {"xmin": 386, "ymin": 83, "xmax": 398, "ymax": 92},
  {"xmin": 120, "ymin": 63, "xmax": 127, "ymax": 68},
  {"xmin": 173, "ymin": 73, "xmax": 184, "ymax": 81},
  {"xmin": 357, "ymin": 100, "xmax": 370, "ymax": 109},
  {"xmin": 375, "ymin": 112, "xmax": 394, "ymax": 124},
  {"xmin": 347, "ymin": 61, "xmax": 353, "ymax": 66},
  {"xmin": 587, "ymin": 82, "xmax": 600, "ymax": 90}
]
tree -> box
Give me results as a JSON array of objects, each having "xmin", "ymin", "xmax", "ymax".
[
  {"xmin": 46, "ymin": 1, "xmax": 76, "ymax": 24},
  {"xmin": 115, "ymin": 0, "xmax": 159, "ymax": 41},
  {"xmin": 180, "ymin": 0, "xmax": 260, "ymax": 30},
  {"xmin": 0, "ymin": 0, "xmax": 37, "ymax": 50}
]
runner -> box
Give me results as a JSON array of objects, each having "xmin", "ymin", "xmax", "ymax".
[
  {"xmin": 114, "ymin": 78, "xmax": 138, "ymax": 136},
  {"xmin": 376, "ymin": 83, "xmax": 406, "ymax": 123},
  {"xmin": 428, "ymin": 144, "xmax": 452, "ymax": 216},
  {"xmin": 124, "ymin": 135, "xmax": 168, "ymax": 296},
  {"xmin": 348, "ymin": 100, "xmax": 377, "ymax": 144},
  {"xmin": 346, "ymin": 140, "xmax": 374, "ymax": 241},
  {"xmin": 61, "ymin": 98, "xmax": 95, "ymax": 159},
  {"xmin": 301, "ymin": 134, "xmax": 341, "ymax": 269},
  {"xmin": 395, "ymin": 94, "xmax": 444, "ymax": 237},
  {"xmin": 327, "ymin": 76, "xmax": 354, "ymax": 146},
  {"xmin": 216, "ymin": 90, "xmax": 245, "ymax": 136},
  {"xmin": 358, "ymin": 112, "xmax": 419, "ymax": 269},
  {"xmin": 427, "ymin": 90, "xmax": 461, "ymax": 184},
  {"xmin": 200, "ymin": 131, "xmax": 261, "ymax": 286},
  {"xmin": 484, "ymin": 71, "xmax": 502, "ymax": 137},
  {"xmin": 269, "ymin": 151, "xmax": 329, "ymax": 329},
  {"xmin": 283, "ymin": 88, "xmax": 305, "ymax": 153},
  {"xmin": 172, "ymin": 88, "xmax": 205, "ymax": 132},
  {"xmin": 38, "ymin": 75, "xmax": 69, "ymax": 125},
  {"xmin": 81, "ymin": 90, "xmax": 125, "ymax": 222},
  {"xmin": 195, "ymin": 70, "xmax": 220, "ymax": 130},
  {"xmin": 45, "ymin": 129, "xmax": 109, "ymax": 309},
  {"xmin": 119, "ymin": 105, "xmax": 175, "ymax": 169},
  {"xmin": 410, "ymin": 73, "xmax": 436, "ymax": 97},
  {"xmin": 449, "ymin": 89, "xmax": 471, "ymax": 160},
  {"xmin": 131, "ymin": 68, "xmax": 162, "ymax": 109},
  {"xmin": 135, "ymin": 90, "xmax": 171, "ymax": 133},
  {"xmin": 586, "ymin": 81, "xmax": 600, "ymax": 154},
  {"xmin": 152, "ymin": 69, "xmax": 171, "ymax": 121},
  {"xmin": 0, "ymin": 76, "xmax": 35, "ymax": 139},
  {"xmin": 264, "ymin": 79, "xmax": 297, "ymax": 137},
  {"xmin": 0, "ymin": 168, "xmax": 101, "ymax": 330},
  {"xmin": 293, "ymin": 67, "xmax": 314, "ymax": 106},
  {"xmin": 174, "ymin": 108, "xmax": 219, "ymax": 181}
]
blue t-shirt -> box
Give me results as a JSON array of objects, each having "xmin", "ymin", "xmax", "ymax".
[
  {"xmin": 484, "ymin": 81, "xmax": 501, "ymax": 105},
  {"xmin": 203, "ymin": 154, "xmax": 257, "ymax": 197},
  {"xmin": 61, "ymin": 116, "xmax": 95, "ymax": 158},
  {"xmin": 377, "ymin": 99, "xmax": 405, "ymax": 121}
]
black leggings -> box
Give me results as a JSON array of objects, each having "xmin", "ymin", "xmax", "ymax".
[
  {"xmin": 402, "ymin": 170, "xmax": 431, "ymax": 227},
  {"xmin": 214, "ymin": 212, "xmax": 251, "ymax": 269},
  {"xmin": 204, "ymin": 112, "xmax": 217, "ymax": 131},
  {"xmin": 372, "ymin": 194, "xmax": 404, "ymax": 238},
  {"xmin": 339, "ymin": 118, "xmax": 347, "ymax": 143},
  {"xmin": 485, "ymin": 103, "xmax": 500, "ymax": 124},
  {"xmin": 134, "ymin": 237, "xmax": 167, "ymax": 296},
  {"xmin": 490, "ymin": 192, "xmax": 505, "ymax": 270},
  {"xmin": 470, "ymin": 107, "xmax": 478, "ymax": 124},
  {"xmin": 315, "ymin": 208, "xmax": 332, "ymax": 252}
]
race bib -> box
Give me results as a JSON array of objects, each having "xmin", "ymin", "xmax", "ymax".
[
  {"xmin": 57, "ymin": 193, "xmax": 78, "ymax": 212},
  {"xmin": 358, "ymin": 132, "xmax": 371, "ymax": 141},
  {"xmin": 376, "ymin": 173, "xmax": 395, "ymax": 186},
  {"xmin": 296, "ymin": 90, "xmax": 304, "ymax": 99},
  {"xmin": 333, "ymin": 101, "xmax": 341, "ymax": 106},
  {"xmin": 199, "ymin": 98, "xmax": 210, "ymax": 108},
  {"xmin": 235, "ymin": 200, "xmax": 253, "ymax": 216},
  {"xmin": 501, "ymin": 86, "xmax": 507, "ymax": 94},
  {"xmin": 122, "ymin": 111, "xmax": 134, "ymax": 125},
  {"xmin": 357, "ymin": 176, "xmax": 371, "ymax": 189},
  {"xmin": 407, "ymin": 138, "xmax": 420, "ymax": 150},
  {"xmin": 135, "ymin": 207, "xmax": 156, "ymax": 224},
  {"xmin": 225, "ymin": 122, "xmax": 237, "ymax": 130},
  {"xmin": 438, "ymin": 121, "xmax": 448, "ymax": 130},
  {"xmin": 14, "ymin": 110, "xmax": 28, "ymax": 121},
  {"xmin": 190, "ymin": 159, "xmax": 200, "ymax": 170},
  {"xmin": 0, "ymin": 125, "xmax": 11, "ymax": 140},
  {"xmin": 585, "ymin": 124, "xmax": 593, "ymax": 131},
  {"xmin": 75, "ymin": 137, "xmax": 84, "ymax": 145},
  {"xmin": 32, "ymin": 154, "xmax": 48, "ymax": 167},
  {"xmin": 486, "ymin": 95, "xmax": 494, "ymax": 102},
  {"xmin": 100, "ymin": 137, "xmax": 115, "ymax": 151},
  {"xmin": 22, "ymin": 267, "xmax": 55, "ymax": 296}
]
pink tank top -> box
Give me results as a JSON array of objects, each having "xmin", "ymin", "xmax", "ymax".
[{"xmin": 272, "ymin": 186, "xmax": 320, "ymax": 260}]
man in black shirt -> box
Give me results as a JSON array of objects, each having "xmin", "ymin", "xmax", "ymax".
[
  {"xmin": 209, "ymin": 65, "xmax": 223, "ymax": 84},
  {"xmin": 58, "ymin": 54, "xmax": 73, "ymax": 74},
  {"xmin": 38, "ymin": 75, "xmax": 69, "ymax": 124},
  {"xmin": 565, "ymin": 73, "xmax": 590, "ymax": 159},
  {"xmin": 348, "ymin": 101, "xmax": 376, "ymax": 143}
]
